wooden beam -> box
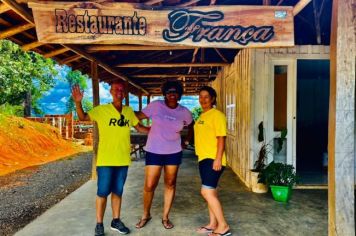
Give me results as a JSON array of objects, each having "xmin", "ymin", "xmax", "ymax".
[
  {"xmin": 178, "ymin": 0, "xmax": 200, "ymax": 7},
  {"xmin": 116, "ymin": 63, "xmax": 229, "ymax": 68},
  {"xmin": 22, "ymin": 41, "xmax": 44, "ymax": 51},
  {"xmin": 66, "ymin": 45, "xmax": 149, "ymax": 94},
  {"xmin": 0, "ymin": 17, "xmax": 36, "ymax": 41},
  {"xmin": 188, "ymin": 48, "xmax": 199, "ymax": 74},
  {"xmin": 0, "ymin": 3, "xmax": 10, "ymax": 14},
  {"xmin": 86, "ymin": 45, "xmax": 197, "ymax": 52},
  {"xmin": 293, "ymin": 0, "xmax": 312, "ymax": 16},
  {"xmin": 312, "ymin": 0, "xmax": 322, "ymax": 44},
  {"xmin": 277, "ymin": 0, "xmax": 284, "ymax": 5},
  {"xmin": 1, "ymin": 0, "xmax": 34, "ymax": 23},
  {"xmin": 214, "ymin": 48, "xmax": 228, "ymax": 63},
  {"xmin": 142, "ymin": 81, "xmax": 209, "ymax": 85},
  {"xmin": 145, "ymin": 0, "xmax": 163, "ymax": 5},
  {"xmin": 43, "ymin": 48, "xmax": 69, "ymax": 58},
  {"xmin": 60, "ymin": 54, "xmax": 82, "ymax": 64},
  {"xmin": 131, "ymin": 74, "xmax": 217, "ymax": 78},
  {"xmin": 200, "ymin": 48, "xmax": 205, "ymax": 63},
  {"xmin": 0, "ymin": 22, "xmax": 33, "ymax": 39}
]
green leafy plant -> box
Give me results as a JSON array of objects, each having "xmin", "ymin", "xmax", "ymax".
[
  {"xmin": 191, "ymin": 106, "xmax": 202, "ymax": 121},
  {"xmin": 0, "ymin": 39, "xmax": 57, "ymax": 112},
  {"xmin": 252, "ymin": 122, "xmax": 270, "ymax": 172},
  {"xmin": 276, "ymin": 128, "xmax": 287, "ymax": 153},
  {"xmin": 253, "ymin": 122, "xmax": 288, "ymax": 173},
  {"xmin": 258, "ymin": 162, "xmax": 298, "ymax": 187}
]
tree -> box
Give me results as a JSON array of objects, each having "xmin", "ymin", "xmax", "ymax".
[
  {"xmin": 0, "ymin": 40, "xmax": 57, "ymax": 115},
  {"xmin": 64, "ymin": 69, "xmax": 93, "ymax": 114}
]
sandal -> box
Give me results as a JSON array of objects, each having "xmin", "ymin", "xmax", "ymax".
[
  {"xmin": 135, "ymin": 216, "xmax": 152, "ymax": 229},
  {"xmin": 208, "ymin": 230, "xmax": 232, "ymax": 236},
  {"xmin": 196, "ymin": 226, "xmax": 214, "ymax": 234},
  {"xmin": 161, "ymin": 219, "xmax": 174, "ymax": 229}
]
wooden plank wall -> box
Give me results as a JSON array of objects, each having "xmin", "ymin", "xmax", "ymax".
[
  {"xmin": 212, "ymin": 49, "xmax": 252, "ymax": 186},
  {"xmin": 250, "ymin": 45, "xmax": 330, "ymax": 186},
  {"xmin": 213, "ymin": 45, "xmax": 330, "ymax": 188}
]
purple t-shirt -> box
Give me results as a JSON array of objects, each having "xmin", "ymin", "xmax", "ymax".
[{"xmin": 142, "ymin": 100, "xmax": 193, "ymax": 154}]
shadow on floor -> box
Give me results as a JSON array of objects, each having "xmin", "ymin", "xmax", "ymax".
[{"xmin": 16, "ymin": 150, "xmax": 328, "ymax": 236}]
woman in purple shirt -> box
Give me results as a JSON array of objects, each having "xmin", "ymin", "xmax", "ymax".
[{"xmin": 135, "ymin": 81, "xmax": 193, "ymax": 230}]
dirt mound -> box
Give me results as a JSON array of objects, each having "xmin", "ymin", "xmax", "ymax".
[{"xmin": 0, "ymin": 114, "xmax": 89, "ymax": 176}]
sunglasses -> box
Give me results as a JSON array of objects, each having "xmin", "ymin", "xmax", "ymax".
[
  {"xmin": 118, "ymin": 114, "xmax": 126, "ymax": 127},
  {"xmin": 166, "ymin": 89, "xmax": 178, "ymax": 94}
]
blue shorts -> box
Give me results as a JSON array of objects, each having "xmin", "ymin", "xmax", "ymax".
[
  {"xmin": 199, "ymin": 159, "xmax": 225, "ymax": 189},
  {"xmin": 96, "ymin": 166, "xmax": 128, "ymax": 197},
  {"xmin": 145, "ymin": 151, "xmax": 182, "ymax": 166}
]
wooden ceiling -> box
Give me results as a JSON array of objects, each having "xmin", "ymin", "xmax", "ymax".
[{"xmin": 0, "ymin": 0, "xmax": 331, "ymax": 96}]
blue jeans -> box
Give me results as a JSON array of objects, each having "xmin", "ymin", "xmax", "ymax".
[{"xmin": 96, "ymin": 166, "xmax": 128, "ymax": 197}]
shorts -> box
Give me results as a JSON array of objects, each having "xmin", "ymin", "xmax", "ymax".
[
  {"xmin": 145, "ymin": 151, "xmax": 182, "ymax": 166},
  {"xmin": 199, "ymin": 158, "xmax": 225, "ymax": 189},
  {"xmin": 96, "ymin": 166, "xmax": 128, "ymax": 197}
]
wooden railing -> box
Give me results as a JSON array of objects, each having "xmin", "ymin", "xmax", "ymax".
[{"xmin": 26, "ymin": 114, "xmax": 74, "ymax": 139}]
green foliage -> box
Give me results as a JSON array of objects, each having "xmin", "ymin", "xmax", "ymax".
[
  {"xmin": 253, "ymin": 122, "xmax": 287, "ymax": 172},
  {"xmin": 0, "ymin": 40, "xmax": 57, "ymax": 112},
  {"xmin": 0, "ymin": 103, "xmax": 24, "ymax": 116},
  {"xmin": 64, "ymin": 69, "xmax": 92, "ymax": 114},
  {"xmin": 276, "ymin": 128, "xmax": 287, "ymax": 153},
  {"xmin": 253, "ymin": 122, "xmax": 269, "ymax": 172},
  {"xmin": 258, "ymin": 162, "xmax": 298, "ymax": 187},
  {"xmin": 191, "ymin": 106, "xmax": 202, "ymax": 121}
]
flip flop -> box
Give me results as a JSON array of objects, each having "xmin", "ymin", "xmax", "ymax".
[
  {"xmin": 135, "ymin": 216, "xmax": 152, "ymax": 229},
  {"xmin": 196, "ymin": 226, "xmax": 214, "ymax": 234},
  {"xmin": 161, "ymin": 219, "xmax": 174, "ymax": 229},
  {"xmin": 209, "ymin": 230, "xmax": 232, "ymax": 236}
]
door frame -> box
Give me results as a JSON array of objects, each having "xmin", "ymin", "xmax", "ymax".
[{"xmin": 267, "ymin": 58, "xmax": 297, "ymax": 168}]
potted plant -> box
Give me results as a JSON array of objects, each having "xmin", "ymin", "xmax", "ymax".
[
  {"xmin": 258, "ymin": 161, "xmax": 298, "ymax": 202},
  {"xmin": 250, "ymin": 122, "xmax": 269, "ymax": 193}
]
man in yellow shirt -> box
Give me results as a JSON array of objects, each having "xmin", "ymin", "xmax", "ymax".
[{"xmin": 72, "ymin": 81, "xmax": 148, "ymax": 236}]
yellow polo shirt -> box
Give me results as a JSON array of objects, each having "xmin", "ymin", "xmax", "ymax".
[
  {"xmin": 194, "ymin": 108, "xmax": 227, "ymax": 166},
  {"xmin": 88, "ymin": 104, "xmax": 139, "ymax": 166}
]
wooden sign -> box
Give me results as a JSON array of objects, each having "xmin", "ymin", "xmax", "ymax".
[{"xmin": 28, "ymin": 2, "xmax": 294, "ymax": 48}]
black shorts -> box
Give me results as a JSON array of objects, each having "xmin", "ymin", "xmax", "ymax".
[
  {"xmin": 199, "ymin": 158, "xmax": 225, "ymax": 189},
  {"xmin": 145, "ymin": 151, "xmax": 182, "ymax": 166}
]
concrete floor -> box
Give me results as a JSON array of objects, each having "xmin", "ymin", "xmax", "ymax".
[{"xmin": 15, "ymin": 150, "xmax": 328, "ymax": 236}]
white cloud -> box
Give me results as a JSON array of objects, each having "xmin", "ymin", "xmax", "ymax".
[{"xmin": 60, "ymin": 97, "xmax": 67, "ymax": 103}]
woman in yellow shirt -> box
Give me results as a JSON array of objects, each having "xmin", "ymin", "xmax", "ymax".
[{"xmin": 194, "ymin": 86, "xmax": 231, "ymax": 236}]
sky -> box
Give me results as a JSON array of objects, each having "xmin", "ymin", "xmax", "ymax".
[{"xmin": 38, "ymin": 70, "xmax": 200, "ymax": 115}]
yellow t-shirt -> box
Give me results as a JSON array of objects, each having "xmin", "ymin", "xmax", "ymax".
[
  {"xmin": 88, "ymin": 104, "xmax": 139, "ymax": 166},
  {"xmin": 194, "ymin": 108, "xmax": 227, "ymax": 166}
]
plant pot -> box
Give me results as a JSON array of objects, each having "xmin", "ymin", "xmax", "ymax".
[
  {"xmin": 270, "ymin": 185, "xmax": 292, "ymax": 202},
  {"xmin": 250, "ymin": 171, "xmax": 268, "ymax": 193}
]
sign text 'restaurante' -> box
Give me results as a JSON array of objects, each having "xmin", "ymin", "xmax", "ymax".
[
  {"xmin": 55, "ymin": 9, "xmax": 147, "ymax": 35},
  {"xmin": 163, "ymin": 9, "xmax": 275, "ymax": 45}
]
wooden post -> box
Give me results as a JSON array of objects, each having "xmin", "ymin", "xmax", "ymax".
[
  {"xmin": 91, "ymin": 61, "xmax": 100, "ymax": 180},
  {"xmin": 91, "ymin": 61, "xmax": 100, "ymax": 107},
  {"xmin": 328, "ymin": 0, "xmax": 355, "ymax": 235},
  {"xmin": 125, "ymin": 81, "xmax": 129, "ymax": 106},
  {"xmin": 138, "ymin": 94, "xmax": 143, "ymax": 111}
]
